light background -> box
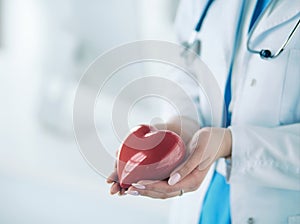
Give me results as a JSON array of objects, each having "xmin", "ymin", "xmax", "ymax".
[{"xmin": 0, "ymin": 0, "xmax": 182, "ymax": 223}]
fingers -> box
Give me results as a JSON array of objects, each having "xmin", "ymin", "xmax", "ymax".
[
  {"xmin": 107, "ymin": 150, "xmax": 123, "ymax": 195},
  {"xmin": 126, "ymin": 181, "xmax": 180, "ymax": 199},
  {"xmin": 106, "ymin": 171, "xmax": 118, "ymax": 184},
  {"xmin": 126, "ymin": 166, "xmax": 209, "ymax": 199},
  {"xmin": 118, "ymin": 187, "xmax": 126, "ymax": 196},
  {"xmin": 110, "ymin": 182, "xmax": 121, "ymax": 195},
  {"xmin": 168, "ymin": 129, "xmax": 209, "ymax": 186},
  {"xmin": 109, "ymin": 160, "xmax": 210, "ymax": 198},
  {"xmin": 127, "ymin": 186, "xmax": 181, "ymax": 199}
]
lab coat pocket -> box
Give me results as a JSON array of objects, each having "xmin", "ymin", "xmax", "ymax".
[
  {"xmin": 288, "ymin": 215, "xmax": 300, "ymax": 224},
  {"xmin": 279, "ymin": 49, "xmax": 300, "ymax": 125}
]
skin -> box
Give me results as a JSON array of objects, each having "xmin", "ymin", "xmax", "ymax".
[{"xmin": 107, "ymin": 116, "xmax": 232, "ymax": 198}]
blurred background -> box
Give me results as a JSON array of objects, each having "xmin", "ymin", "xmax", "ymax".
[{"xmin": 0, "ymin": 0, "xmax": 181, "ymax": 223}]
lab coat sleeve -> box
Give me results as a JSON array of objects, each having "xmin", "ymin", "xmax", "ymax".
[{"xmin": 228, "ymin": 124, "xmax": 300, "ymax": 190}]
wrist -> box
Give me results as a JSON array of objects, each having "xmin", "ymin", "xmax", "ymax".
[
  {"xmin": 196, "ymin": 127, "xmax": 232, "ymax": 160},
  {"xmin": 220, "ymin": 128, "xmax": 232, "ymax": 158}
]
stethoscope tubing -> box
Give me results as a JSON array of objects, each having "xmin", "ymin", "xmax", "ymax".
[{"xmin": 188, "ymin": 0, "xmax": 300, "ymax": 59}]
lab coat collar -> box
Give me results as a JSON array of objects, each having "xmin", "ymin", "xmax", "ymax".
[{"xmin": 251, "ymin": 0, "xmax": 300, "ymax": 40}]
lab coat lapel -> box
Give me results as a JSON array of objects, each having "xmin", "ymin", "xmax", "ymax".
[{"xmin": 251, "ymin": 0, "xmax": 300, "ymax": 40}]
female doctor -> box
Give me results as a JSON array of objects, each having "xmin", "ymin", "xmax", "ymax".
[{"xmin": 108, "ymin": 0, "xmax": 300, "ymax": 223}]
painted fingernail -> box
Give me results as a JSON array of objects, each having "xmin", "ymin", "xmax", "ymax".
[
  {"xmin": 131, "ymin": 183, "xmax": 146, "ymax": 189},
  {"xmin": 168, "ymin": 173, "xmax": 181, "ymax": 185},
  {"xmin": 125, "ymin": 190, "xmax": 139, "ymax": 196},
  {"xmin": 137, "ymin": 180, "xmax": 160, "ymax": 185}
]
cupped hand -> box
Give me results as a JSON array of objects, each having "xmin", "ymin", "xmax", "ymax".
[{"xmin": 124, "ymin": 127, "xmax": 232, "ymax": 198}]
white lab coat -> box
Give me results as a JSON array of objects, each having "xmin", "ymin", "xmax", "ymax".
[{"xmin": 168, "ymin": 0, "xmax": 300, "ymax": 223}]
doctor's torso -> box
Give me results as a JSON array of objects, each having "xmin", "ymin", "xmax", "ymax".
[
  {"xmin": 175, "ymin": 0, "xmax": 300, "ymax": 128},
  {"xmin": 171, "ymin": 0, "xmax": 300, "ymax": 223}
]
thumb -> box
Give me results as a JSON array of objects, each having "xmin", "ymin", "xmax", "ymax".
[
  {"xmin": 168, "ymin": 151, "xmax": 208, "ymax": 186},
  {"xmin": 167, "ymin": 127, "xmax": 229, "ymax": 185},
  {"xmin": 167, "ymin": 127, "xmax": 225, "ymax": 186},
  {"xmin": 168, "ymin": 130, "xmax": 208, "ymax": 186}
]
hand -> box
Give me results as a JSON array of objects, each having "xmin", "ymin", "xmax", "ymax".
[
  {"xmin": 106, "ymin": 151, "xmax": 127, "ymax": 195},
  {"xmin": 107, "ymin": 116, "xmax": 200, "ymax": 196},
  {"xmin": 124, "ymin": 127, "xmax": 232, "ymax": 199}
]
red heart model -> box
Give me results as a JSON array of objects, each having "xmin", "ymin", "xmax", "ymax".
[{"xmin": 117, "ymin": 124, "xmax": 186, "ymax": 189}]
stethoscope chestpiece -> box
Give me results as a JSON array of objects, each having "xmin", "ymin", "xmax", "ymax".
[{"xmin": 259, "ymin": 49, "xmax": 272, "ymax": 59}]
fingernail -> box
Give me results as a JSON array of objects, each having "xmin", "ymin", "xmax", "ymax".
[
  {"xmin": 168, "ymin": 173, "xmax": 181, "ymax": 185},
  {"xmin": 137, "ymin": 180, "xmax": 160, "ymax": 185},
  {"xmin": 131, "ymin": 183, "xmax": 146, "ymax": 189},
  {"xmin": 125, "ymin": 190, "xmax": 139, "ymax": 196}
]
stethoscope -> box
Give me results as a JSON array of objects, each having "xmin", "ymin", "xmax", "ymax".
[{"xmin": 183, "ymin": 0, "xmax": 300, "ymax": 59}]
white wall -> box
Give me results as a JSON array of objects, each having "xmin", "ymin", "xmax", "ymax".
[{"xmin": 0, "ymin": 0, "xmax": 180, "ymax": 223}]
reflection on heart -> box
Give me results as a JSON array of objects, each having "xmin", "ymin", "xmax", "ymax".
[{"xmin": 117, "ymin": 125, "xmax": 186, "ymax": 189}]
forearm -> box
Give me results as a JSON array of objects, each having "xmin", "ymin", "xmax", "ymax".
[{"xmin": 229, "ymin": 123, "xmax": 300, "ymax": 190}]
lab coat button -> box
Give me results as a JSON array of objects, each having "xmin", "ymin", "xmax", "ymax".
[
  {"xmin": 247, "ymin": 217, "xmax": 254, "ymax": 224},
  {"xmin": 250, "ymin": 79, "xmax": 256, "ymax": 86}
]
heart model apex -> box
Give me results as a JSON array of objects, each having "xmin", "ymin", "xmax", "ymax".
[{"xmin": 117, "ymin": 124, "xmax": 186, "ymax": 189}]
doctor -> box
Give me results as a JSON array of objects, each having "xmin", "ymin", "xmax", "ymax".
[{"xmin": 109, "ymin": 0, "xmax": 300, "ymax": 223}]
